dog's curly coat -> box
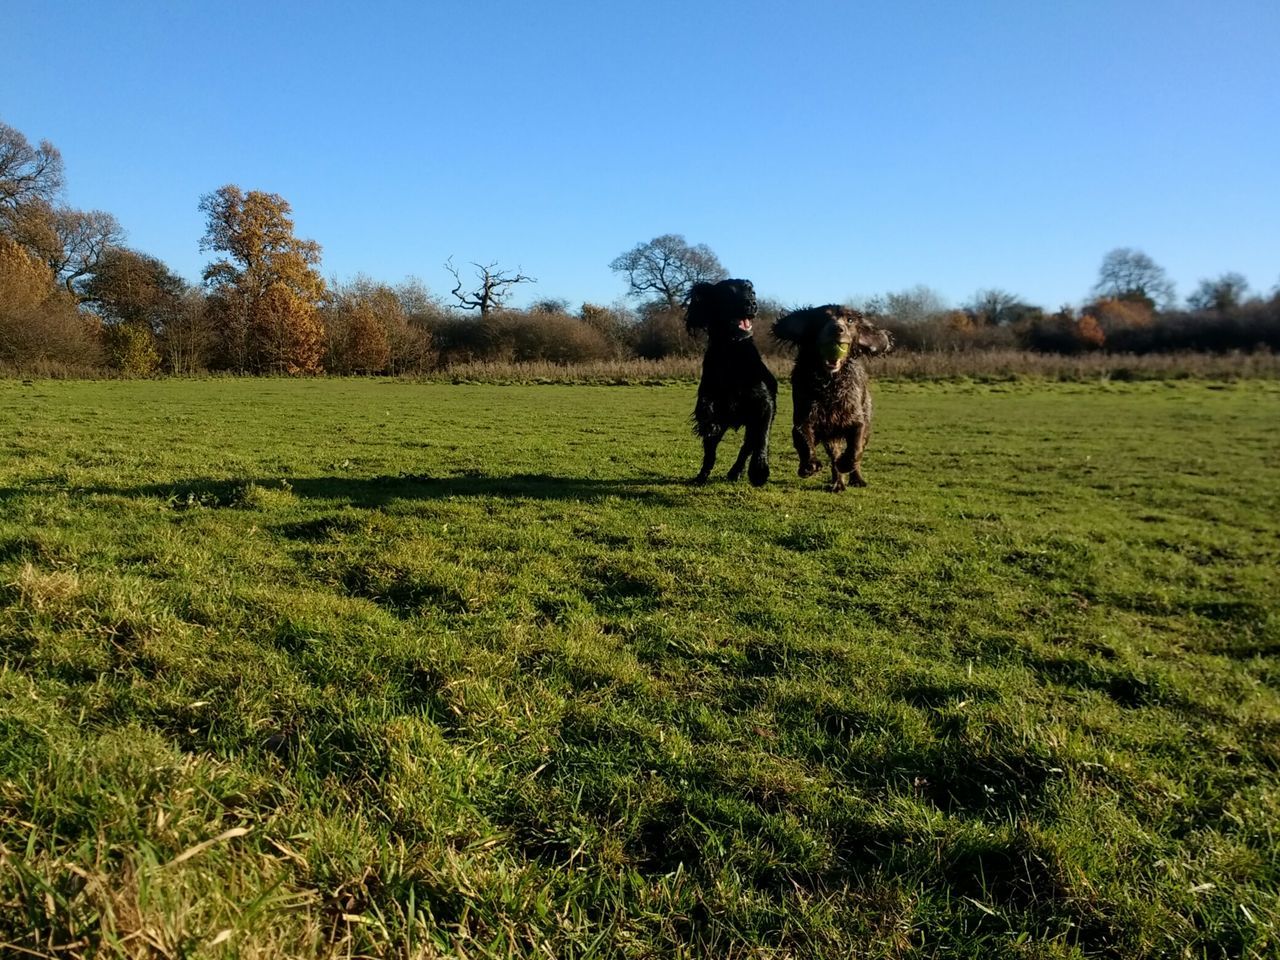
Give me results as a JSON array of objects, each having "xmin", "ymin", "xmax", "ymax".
[
  {"xmin": 772, "ymin": 305, "xmax": 892, "ymax": 491},
  {"xmin": 685, "ymin": 278, "xmax": 777, "ymax": 486}
]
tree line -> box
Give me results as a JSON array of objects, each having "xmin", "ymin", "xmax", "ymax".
[{"xmin": 2, "ymin": 119, "xmax": 1277, "ymax": 376}]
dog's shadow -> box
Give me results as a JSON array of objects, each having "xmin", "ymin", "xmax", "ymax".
[{"xmin": 79, "ymin": 471, "xmax": 688, "ymax": 509}]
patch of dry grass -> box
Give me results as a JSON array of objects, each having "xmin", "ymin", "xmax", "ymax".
[{"xmin": 413, "ymin": 349, "xmax": 1280, "ymax": 385}]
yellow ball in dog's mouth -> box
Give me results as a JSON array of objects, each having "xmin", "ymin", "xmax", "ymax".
[{"xmin": 820, "ymin": 341, "xmax": 851, "ymax": 362}]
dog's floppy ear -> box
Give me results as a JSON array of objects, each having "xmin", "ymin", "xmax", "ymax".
[
  {"xmin": 853, "ymin": 318, "xmax": 893, "ymax": 355},
  {"xmin": 685, "ymin": 281, "xmax": 715, "ymax": 332},
  {"xmin": 771, "ymin": 306, "xmax": 833, "ymax": 346}
]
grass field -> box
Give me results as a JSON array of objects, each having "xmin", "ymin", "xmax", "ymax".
[{"xmin": 1, "ymin": 377, "xmax": 1277, "ymax": 958}]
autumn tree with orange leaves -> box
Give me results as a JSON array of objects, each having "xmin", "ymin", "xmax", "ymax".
[
  {"xmin": 321, "ymin": 277, "xmax": 437, "ymax": 374},
  {"xmin": 0, "ymin": 237, "xmax": 102, "ymax": 367},
  {"xmin": 199, "ymin": 185, "xmax": 326, "ymax": 374}
]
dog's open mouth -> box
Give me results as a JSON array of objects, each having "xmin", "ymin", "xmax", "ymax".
[
  {"xmin": 821, "ymin": 340, "xmax": 850, "ymax": 373},
  {"xmin": 737, "ymin": 318, "xmax": 753, "ymax": 333}
]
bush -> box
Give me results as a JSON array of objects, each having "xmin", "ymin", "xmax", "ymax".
[
  {"xmin": 1107, "ymin": 302, "xmax": 1280, "ymax": 354},
  {"xmin": 479, "ymin": 310, "xmax": 615, "ymax": 363},
  {"xmin": 426, "ymin": 309, "xmax": 616, "ymax": 366},
  {"xmin": 322, "ymin": 278, "xmax": 437, "ymax": 374},
  {"xmin": 878, "ymin": 314, "xmax": 1021, "ymax": 353},
  {"xmin": 629, "ymin": 306, "xmax": 698, "ymax": 359},
  {"xmin": 579, "ymin": 303, "xmax": 633, "ymax": 355},
  {"xmin": 1087, "ymin": 297, "xmax": 1154, "ymax": 337},
  {"xmin": 104, "ymin": 322, "xmax": 162, "ymax": 376},
  {"xmin": 1018, "ymin": 307, "xmax": 1105, "ymax": 354},
  {"xmin": 0, "ymin": 238, "xmax": 104, "ymax": 369}
]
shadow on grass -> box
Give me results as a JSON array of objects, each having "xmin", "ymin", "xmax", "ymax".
[{"xmin": 77, "ymin": 471, "xmax": 690, "ymax": 508}]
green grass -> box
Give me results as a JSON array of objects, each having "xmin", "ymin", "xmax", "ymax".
[{"xmin": 1, "ymin": 377, "xmax": 1277, "ymax": 958}]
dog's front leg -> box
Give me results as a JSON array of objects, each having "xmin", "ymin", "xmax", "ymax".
[
  {"xmin": 693, "ymin": 432, "xmax": 724, "ymax": 484},
  {"xmin": 793, "ymin": 425, "xmax": 821, "ymax": 478}
]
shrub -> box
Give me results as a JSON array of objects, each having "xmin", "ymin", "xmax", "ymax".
[
  {"xmin": 0, "ymin": 238, "xmax": 103, "ymax": 369},
  {"xmin": 629, "ymin": 306, "xmax": 698, "ymax": 359},
  {"xmin": 478, "ymin": 310, "xmax": 615, "ymax": 363},
  {"xmin": 322, "ymin": 278, "xmax": 438, "ymax": 374},
  {"xmin": 425, "ymin": 309, "xmax": 617, "ymax": 366},
  {"xmin": 1019, "ymin": 307, "xmax": 1105, "ymax": 353},
  {"xmin": 104, "ymin": 322, "xmax": 162, "ymax": 376},
  {"xmin": 1108, "ymin": 302, "xmax": 1280, "ymax": 354},
  {"xmin": 579, "ymin": 303, "xmax": 633, "ymax": 356},
  {"xmin": 1086, "ymin": 297, "xmax": 1154, "ymax": 337}
]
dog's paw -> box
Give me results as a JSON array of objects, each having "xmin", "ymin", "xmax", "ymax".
[
  {"xmin": 798, "ymin": 461, "xmax": 821, "ymax": 478},
  {"xmin": 748, "ymin": 462, "xmax": 770, "ymax": 487},
  {"xmin": 690, "ymin": 474, "xmax": 710, "ymax": 486},
  {"xmin": 828, "ymin": 477, "xmax": 847, "ymax": 493},
  {"xmin": 726, "ymin": 466, "xmax": 743, "ymax": 481},
  {"xmin": 849, "ymin": 474, "xmax": 868, "ymax": 488}
]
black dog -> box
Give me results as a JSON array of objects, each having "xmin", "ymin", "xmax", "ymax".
[
  {"xmin": 684, "ymin": 279, "xmax": 777, "ymax": 486},
  {"xmin": 772, "ymin": 305, "xmax": 892, "ymax": 491}
]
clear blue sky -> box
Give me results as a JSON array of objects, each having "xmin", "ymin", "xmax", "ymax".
[{"xmin": 4, "ymin": 0, "xmax": 1277, "ymax": 310}]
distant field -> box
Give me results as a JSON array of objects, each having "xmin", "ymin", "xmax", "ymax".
[{"xmin": 2, "ymin": 378, "xmax": 1277, "ymax": 958}]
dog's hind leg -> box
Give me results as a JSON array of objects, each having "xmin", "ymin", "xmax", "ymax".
[
  {"xmin": 693, "ymin": 432, "xmax": 724, "ymax": 485},
  {"xmin": 726, "ymin": 438, "xmax": 751, "ymax": 482},
  {"xmin": 835, "ymin": 422, "xmax": 869, "ymax": 487},
  {"xmin": 745, "ymin": 417, "xmax": 772, "ymax": 487},
  {"xmin": 823, "ymin": 440, "xmax": 847, "ymax": 492}
]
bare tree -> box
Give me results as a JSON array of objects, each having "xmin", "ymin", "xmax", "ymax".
[
  {"xmin": 0, "ymin": 121, "xmax": 64, "ymax": 226},
  {"xmin": 51, "ymin": 208, "xmax": 124, "ymax": 295},
  {"xmin": 163, "ymin": 289, "xmax": 216, "ymax": 375},
  {"xmin": 609, "ymin": 234, "xmax": 726, "ymax": 310},
  {"xmin": 444, "ymin": 258, "xmax": 536, "ymax": 316},
  {"xmin": 1186, "ymin": 272, "xmax": 1250, "ymax": 312},
  {"xmin": 0, "ymin": 123, "xmax": 122, "ymax": 294},
  {"xmin": 965, "ymin": 288, "xmax": 1017, "ymax": 325},
  {"xmin": 1093, "ymin": 248, "xmax": 1175, "ymax": 309},
  {"xmin": 862, "ymin": 285, "xmax": 949, "ymax": 326},
  {"xmin": 4, "ymin": 201, "xmax": 122, "ymax": 294}
]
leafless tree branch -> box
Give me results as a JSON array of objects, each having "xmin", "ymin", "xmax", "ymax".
[{"xmin": 444, "ymin": 257, "xmax": 537, "ymax": 316}]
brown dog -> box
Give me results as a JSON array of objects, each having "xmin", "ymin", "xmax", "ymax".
[{"xmin": 772, "ymin": 306, "xmax": 892, "ymax": 491}]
